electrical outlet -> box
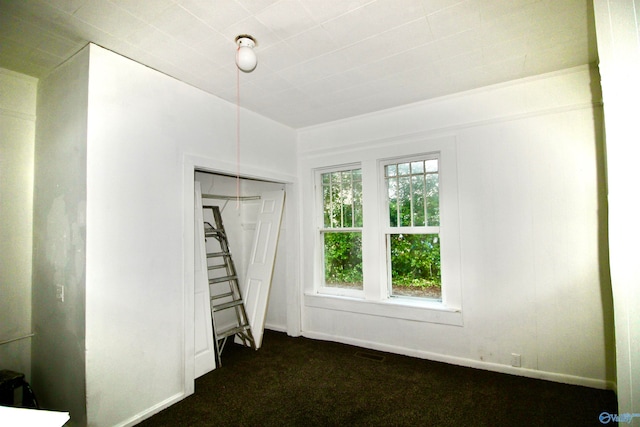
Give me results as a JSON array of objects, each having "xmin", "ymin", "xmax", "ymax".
[
  {"xmin": 56, "ymin": 284, "xmax": 65, "ymax": 302},
  {"xmin": 511, "ymin": 353, "xmax": 521, "ymax": 367}
]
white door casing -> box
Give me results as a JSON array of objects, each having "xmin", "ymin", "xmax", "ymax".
[
  {"xmin": 238, "ymin": 190, "xmax": 285, "ymax": 349},
  {"xmin": 194, "ymin": 182, "xmax": 216, "ymax": 377}
]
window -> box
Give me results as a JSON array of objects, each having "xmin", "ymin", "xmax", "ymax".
[
  {"xmin": 383, "ymin": 156, "xmax": 441, "ymax": 300},
  {"xmin": 307, "ymin": 135, "xmax": 461, "ymax": 321},
  {"xmin": 319, "ymin": 167, "xmax": 363, "ymax": 291}
]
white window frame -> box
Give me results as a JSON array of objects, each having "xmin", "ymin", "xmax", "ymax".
[
  {"xmin": 380, "ymin": 153, "xmax": 442, "ymax": 301},
  {"xmin": 315, "ymin": 164, "xmax": 364, "ymax": 298}
]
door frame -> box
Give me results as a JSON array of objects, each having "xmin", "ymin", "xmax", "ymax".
[{"xmin": 182, "ymin": 154, "xmax": 300, "ymax": 397}]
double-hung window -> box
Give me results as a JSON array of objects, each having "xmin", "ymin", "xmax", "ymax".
[
  {"xmin": 319, "ymin": 167, "xmax": 363, "ymax": 292},
  {"xmin": 308, "ymin": 136, "xmax": 461, "ymax": 323},
  {"xmin": 383, "ymin": 155, "xmax": 441, "ymax": 300}
]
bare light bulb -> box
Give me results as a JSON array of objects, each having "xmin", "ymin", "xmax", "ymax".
[{"xmin": 235, "ymin": 35, "xmax": 257, "ymax": 73}]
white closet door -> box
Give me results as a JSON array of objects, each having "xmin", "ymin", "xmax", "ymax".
[
  {"xmin": 238, "ymin": 190, "xmax": 285, "ymax": 349},
  {"xmin": 194, "ymin": 182, "xmax": 216, "ymax": 377}
]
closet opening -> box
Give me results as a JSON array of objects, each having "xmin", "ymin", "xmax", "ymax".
[{"xmin": 193, "ymin": 169, "xmax": 288, "ymax": 377}]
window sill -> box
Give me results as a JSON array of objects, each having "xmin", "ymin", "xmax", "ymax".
[{"xmin": 304, "ymin": 292, "xmax": 463, "ymax": 326}]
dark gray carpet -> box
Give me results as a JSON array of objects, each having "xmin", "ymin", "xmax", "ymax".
[{"xmin": 138, "ymin": 330, "xmax": 617, "ymax": 426}]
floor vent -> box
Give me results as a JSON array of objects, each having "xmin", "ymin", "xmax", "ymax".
[{"xmin": 354, "ymin": 351, "xmax": 386, "ymax": 362}]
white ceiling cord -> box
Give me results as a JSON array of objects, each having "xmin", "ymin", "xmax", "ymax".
[{"xmin": 236, "ymin": 64, "xmax": 241, "ymax": 209}]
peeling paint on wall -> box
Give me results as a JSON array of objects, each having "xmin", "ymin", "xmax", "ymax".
[
  {"xmin": 44, "ymin": 197, "xmax": 86, "ymax": 288},
  {"xmin": 72, "ymin": 201, "xmax": 86, "ymax": 286}
]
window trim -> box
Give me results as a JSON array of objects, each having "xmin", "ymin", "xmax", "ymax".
[
  {"xmin": 305, "ymin": 292, "xmax": 462, "ymax": 326},
  {"xmin": 305, "ymin": 135, "xmax": 462, "ymax": 324}
]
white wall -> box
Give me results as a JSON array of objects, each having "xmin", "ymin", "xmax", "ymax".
[
  {"xmin": 593, "ymin": 0, "xmax": 640, "ymax": 414},
  {"xmin": 0, "ymin": 68, "xmax": 37, "ymax": 380},
  {"xmin": 83, "ymin": 44, "xmax": 297, "ymax": 426},
  {"xmin": 30, "ymin": 43, "xmax": 297, "ymax": 427},
  {"xmin": 297, "ymin": 65, "xmax": 615, "ymax": 389},
  {"xmin": 32, "ymin": 47, "xmax": 90, "ymax": 426}
]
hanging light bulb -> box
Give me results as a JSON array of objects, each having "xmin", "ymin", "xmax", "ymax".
[{"xmin": 235, "ymin": 35, "xmax": 257, "ymax": 73}]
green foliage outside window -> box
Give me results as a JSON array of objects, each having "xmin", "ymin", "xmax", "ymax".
[
  {"xmin": 320, "ymin": 161, "xmax": 442, "ymax": 298},
  {"xmin": 323, "ymin": 232, "xmax": 363, "ymax": 287},
  {"xmin": 390, "ymin": 234, "xmax": 441, "ymax": 297}
]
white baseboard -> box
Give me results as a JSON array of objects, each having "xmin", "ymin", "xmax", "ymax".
[
  {"xmin": 114, "ymin": 391, "xmax": 187, "ymax": 427},
  {"xmin": 302, "ymin": 331, "xmax": 616, "ymax": 391},
  {"xmin": 264, "ymin": 323, "xmax": 288, "ymax": 333}
]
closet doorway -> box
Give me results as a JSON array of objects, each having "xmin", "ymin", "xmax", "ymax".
[{"xmin": 193, "ymin": 170, "xmax": 288, "ymax": 376}]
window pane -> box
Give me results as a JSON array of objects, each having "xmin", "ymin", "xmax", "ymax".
[
  {"xmin": 353, "ymin": 179, "xmax": 363, "ymax": 227},
  {"xmin": 330, "ymin": 172, "xmax": 342, "ymax": 227},
  {"xmin": 398, "ymin": 176, "xmax": 411, "ymax": 226},
  {"xmin": 331, "ymin": 171, "xmax": 341, "ymax": 181},
  {"xmin": 321, "ymin": 168, "xmax": 362, "ymax": 229},
  {"xmin": 425, "ymin": 159, "xmax": 438, "ymax": 173},
  {"xmin": 398, "ymin": 162, "xmax": 410, "ymax": 176},
  {"xmin": 388, "ymin": 177, "xmax": 398, "ymax": 227},
  {"xmin": 411, "ymin": 161, "xmax": 424, "ymax": 174},
  {"xmin": 425, "ymin": 173, "xmax": 439, "ymax": 226},
  {"xmin": 341, "ymin": 171, "xmax": 353, "ymax": 227},
  {"xmin": 412, "ymin": 175, "xmax": 425, "ymax": 226},
  {"xmin": 386, "ymin": 164, "xmax": 397, "ymax": 177},
  {"xmin": 323, "ymin": 232, "xmax": 363, "ymax": 290},
  {"xmin": 323, "ymin": 184, "xmax": 331, "ymax": 227},
  {"xmin": 389, "ymin": 234, "xmax": 441, "ymax": 299}
]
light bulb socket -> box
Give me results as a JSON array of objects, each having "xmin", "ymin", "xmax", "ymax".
[{"xmin": 235, "ymin": 34, "xmax": 256, "ymax": 48}]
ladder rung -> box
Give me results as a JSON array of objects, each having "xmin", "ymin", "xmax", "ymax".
[
  {"xmin": 211, "ymin": 291, "xmax": 234, "ymax": 300},
  {"xmin": 205, "ymin": 230, "xmax": 226, "ymax": 238},
  {"xmin": 209, "ymin": 275, "xmax": 237, "ymax": 284},
  {"xmin": 212, "ymin": 299, "xmax": 244, "ymax": 312},
  {"xmin": 207, "ymin": 251, "xmax": 229, "ymax": 258},
  {"xmin": 216, "ymin": 325, "xmax": 250, "ymax": 340},
  {"xmin": 208, "ymin": 264, "xmax": 226, "ymax": 270}
]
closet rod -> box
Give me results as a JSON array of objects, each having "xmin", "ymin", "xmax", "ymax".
[{"xmin": 202, "ymin": 194, "xmax": 261, "ymax": 201}]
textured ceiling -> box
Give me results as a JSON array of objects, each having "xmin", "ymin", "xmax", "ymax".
[{"xmin": 0, "ymin": 0, "xmax": 597, "ymax": 128}]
